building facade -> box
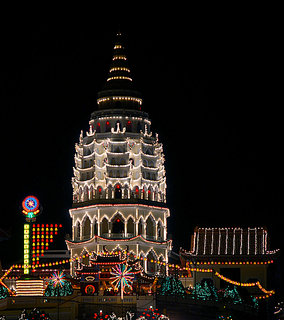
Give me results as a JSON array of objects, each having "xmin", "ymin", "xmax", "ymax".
[
  {"xmin": 66, "ymin": 32, "xmax": 171, "ymax": 276},
  {"xmin": 179, "ymin": 226, "xmax": 280, "ymax": 294}
]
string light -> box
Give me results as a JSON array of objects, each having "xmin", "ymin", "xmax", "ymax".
[
  {"xmin": 112, "ymin": 55, "xmax": 127, "ymax": 60},
  {"xmin": 107, "ymin": 76, "xmax": 132, "ymax": 82},
  {"xmin": 110, "ymin": 67, "xmax": 130, "ymax": 73}
]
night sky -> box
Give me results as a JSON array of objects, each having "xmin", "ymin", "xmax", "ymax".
[{"xmin": 0, "ymin": 15, "xmax": 282, "ymax": 289}]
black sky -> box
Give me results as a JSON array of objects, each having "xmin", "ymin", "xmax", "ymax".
[{"xmin": 0, "ymin": 13, "xmax": 283, "ymax": 289}]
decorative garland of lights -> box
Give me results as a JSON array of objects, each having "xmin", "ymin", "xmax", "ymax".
[
  {"xmin": 107, "ymin": 76, "xmax": 132, "ymax": 82},
  {"xmin": 2, "ymin": 250, "xmax": 275, "ymax": 298}
]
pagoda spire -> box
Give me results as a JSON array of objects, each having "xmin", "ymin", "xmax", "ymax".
[
  {"xmin": 105, "ymin": 31, "xmax": 133, "ymax": 87},
  {"xmin": 97, "ymin": 31, "xmax": 142, "ymax": 110}
]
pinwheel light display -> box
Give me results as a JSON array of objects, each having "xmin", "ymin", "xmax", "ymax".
[
  {"xmin": 44, "ymin": 271, "xmax": 73, "ymax": 297},
  {"xmin": 50, "ymin": 271, "xmax": 66, "ymax": 288},
  {"xmin": 110, "ymin": 264, "xmax": 134, "ymax": 300}
]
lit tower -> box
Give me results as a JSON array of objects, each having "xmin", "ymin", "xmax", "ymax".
[{"xmin": 66, "ymin": 32, "xmax": 171, "ymax": 276}]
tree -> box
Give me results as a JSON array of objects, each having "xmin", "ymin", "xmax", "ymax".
[
  {"xmin": 44, "ymin": 279, "xmax": 73, "ymax": 297},
  {"xmin": 0, "ymin": 285, "xmax": 9, "ymax": 300},
  {"xmin": 191, "ymin": 279, "xmax": 218, "ymax": 301},
  {"xmin": 224, "ymin": 285, "xmax": 242, "ymax": 304},
  {"xmin": 159, "ymin": 276, "xmax": 186, "ymax": 297}
]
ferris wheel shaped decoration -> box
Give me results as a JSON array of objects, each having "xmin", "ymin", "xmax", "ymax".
[
  {"xmin": 110, "ymin": 264, "xmax": 134, "ymax": 300},
  {"xmin": 22, "ymin": 195, "xmax": 41, "ymax": 222}
]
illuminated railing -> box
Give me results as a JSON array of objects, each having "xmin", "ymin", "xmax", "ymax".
[{"xmin": 101, "ymin": 233, "xmax": 134, "ymax": 239}]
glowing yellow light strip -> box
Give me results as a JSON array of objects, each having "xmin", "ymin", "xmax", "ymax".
[
  {"xmin": 107, "ymin": 76, "xmax": 132, "ymax": 82},
  {"xmin": 97, "ymin": 96, "xmax": 142, "ymax": 105},
  {"xmin": 112, "ymin": 55, "xmax": 127, "ymax": 60},
  {"xmin": 23, "ymin": 224, "xmax": 30, "ymax": 274},
  {"xmin": 110, "ymin": 67, "xmax": 130, "ymax": 73}
]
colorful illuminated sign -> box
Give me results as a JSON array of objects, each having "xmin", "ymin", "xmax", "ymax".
[
  {"xmin": 21, "ymin": 195, "xmax": 41, "ymax": 274},
  {"xmin": 22, "ymin": 195, "xmax": 41, "ymax": 222},
  {"xmin": 23, "ymin": 224, "xmax": 30, "ymax": 274}
]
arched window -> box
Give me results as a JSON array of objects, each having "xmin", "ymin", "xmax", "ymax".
[
  {"xmin": 76, "ymin": 221, "xmax": 81, "ymax": 240},
  {"xmin": 101, "ymin": 218, "xmax": 108, "ymax": 235},
  {"xmin": 157, "ymin": 221, "xmax": 163, "ymax": 240},
  {"xmin": 124, "ymin": 185, "xmax": 129, "ymax": 199},
  {"xmin": 134, "ymin": 186, "xmax": 139, "ymax": 199},
  {"xmin": 126, "ymin": 120, "xmax": 132, "ymax": 132},
  {"xmin": 154, "ymin": 187, "xmax": 159, "ymax": 201},
  {"xmin": 146, "ymin": 250, "xmax": 157, "ymax": 275},
  {"xmin": 146, "ymin": 216, "xmax": 155, "ymax": 239},
  {"xmin": 90, "ymin": 185, "xmax": 94, "ymax": 200},
  {"xmin": 105, "ymin": 120, "xmax": 111, "ymax": 132},
  {"xmin": 93, "ymin": 219, "xmax": 98, "ymax": 236},
  {"xmin": 97, "ymin": 186, "xmax": 103, "ymax": 199},
  {"xmin": 148, "ymin": 187, "xmax": 153, "ymax": 201},
  {"xmin": 138, "ymin": 218, "xmax": 144, "ymax": 236},
  {"xmin": 111, "ymin": 214, "xmax": 124, "ymax": 234},
  {"xmin": 96, "ymin": 122, "xmax": 101, "ymax": 133},
  {"xmin": 114, "ymin": 184, "xmax": 122, "ymax": 199},
  {"xmin": 127, "ymin": 217, "xmax": 134, "ymax": 237},
  {"xmin": 83, "ymin": 216, "xmax": 91, "ymax": 239},
  {"xmin": 78, "ymin": 187, "xmax": 83, "ymax": 202}
]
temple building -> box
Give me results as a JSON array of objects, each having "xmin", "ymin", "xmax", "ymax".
[
  {"xmin": 179, "ymin": 226, "xmax": 280, "ymax": 295},
  {"xmin": 66, "ymin": 32, "xmax": 171, "ymax": 276}
]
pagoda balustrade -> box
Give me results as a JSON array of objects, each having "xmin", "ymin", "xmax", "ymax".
[
  {"xmin": 101, "ymin": 232, "xmax": 134, "ymax": 239},
  {"xmin": 73, "ymin": 219, "xmax": 166, "ymax": 242}
]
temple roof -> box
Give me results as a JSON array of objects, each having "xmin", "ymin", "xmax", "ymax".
[
  {"xmin": 97, "ymin": 31, "xmax": 142, "ymax": 110},
  {"xmin": 181, "ymin": 227, "xmax": 280, "ymax": 261}
]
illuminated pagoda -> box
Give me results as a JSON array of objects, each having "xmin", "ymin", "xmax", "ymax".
[
  {"xmin": 66, "ymin": 32, "xmax": 171, "ymax": 276},
  {"xmin": 179, "ymin": 226, "xmax": 280, "ymax": 294}
]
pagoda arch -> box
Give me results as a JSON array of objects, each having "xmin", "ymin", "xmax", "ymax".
[
  {"xmin": 111, "ymin": 212, "xmax": 125, "ymax": 235},
  {"xmin": 83, "ymin": 185, "xmax": 88, "ymax": 201},
  {"xmin": 82, "ymin": 215, "xmax": 91, "ymax": 239},
  {"xmin": 127, "ymin": 216, "xmax": 134, "ymax": 237},
  {"xmin": 96, "ymin": 186, "xmax": 103, "ymax": 199},
  {"xmin": 93, "ymin": 217, "xmax": 98, "ymax": 236},
  {"xmin": 148, "ymin": 186, "xmax": 153, "ymax": 201},
  {"xmin": 137, "ymin": 217, "xmax": 144, "ymax": 236},
  {"xmin": 133, "ymin": 186, "xmax": 140, "ymax": 199},
  {"xmin": 75, "ymin": 220, "xmax": 81, "ymax": 241},
  {"xmin": 146, "ymin": 215, "xmax": 155, "ymax": 240},
  {"xmin": 101, "ymin": 217, "xmax": 109, "ymax": 236},
  {"xmin": 114, "ymin": 184, "xmax": 122, "ymax": 199},
  {"xmin": 146, "ymin": 249, "xmax": 158, "ymax": 275},
  {"xmin": 157, "ymin": 219, "xmax": 164, "ymax": 240}
]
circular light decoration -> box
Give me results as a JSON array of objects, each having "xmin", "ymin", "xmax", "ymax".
[
  {"xmin": 85, "ymin": 284, "xmax": 96, "ymax": 295},
  {"xmin": 22, "ymin": 195, "xmax": 41, "ymax": 221}
]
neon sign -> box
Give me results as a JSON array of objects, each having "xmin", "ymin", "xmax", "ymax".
[{"xmin": 22, "ymin": 195, "xmax": 40, "ymax": 222}]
